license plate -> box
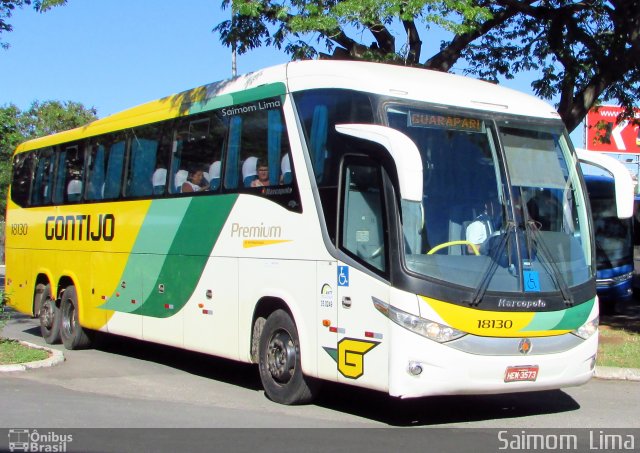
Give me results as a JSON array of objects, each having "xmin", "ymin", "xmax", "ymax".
[{"xmin": 504, "ymin": 365, "xmax": 539, "ymax": 383}]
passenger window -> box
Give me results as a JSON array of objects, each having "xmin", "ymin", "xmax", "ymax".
[
  {"xmin": 125, "ymin": 124, "xmax": 165, "ymax": 198},
  {"xmin": 11, "ymin": 152, "xmax": 35, "ymax": 207},
  {"xmin": 52, "ymin": 143, "xmax": 85, "ymax": 204},
  {"xmin": 85, "ymin": 142, "xmax": 106, "ymax": 201},
  {"xmin": 30, "ymin": 148, "xmax": 54, "ymax": 206},
  {"xmin": 340, "ymin": 158, "xmax": 387, "ymax": 273},
  {"xmin": 171, "ymin": 112, "xmax": 225, "ymax": 194},
  {"xmin": 103, "ymin": 135, "xmax": 127, "ymax": 200},
  {"xmin": 223, "ymin": 97, "xmax": 293, "ymax": 190}
]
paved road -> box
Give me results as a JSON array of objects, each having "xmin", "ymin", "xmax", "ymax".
[{"xmin": 1, "ymin": 312, "xmax": 639, "ymax": 430}]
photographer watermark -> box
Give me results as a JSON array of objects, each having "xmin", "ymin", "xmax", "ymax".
[
  {"xmin": 8, "ymin": 429, "xmax": 72, "ymax": 452},
  {"xmin": 497, "ymin": 429, "xmax": 637, "ymax": 451}
]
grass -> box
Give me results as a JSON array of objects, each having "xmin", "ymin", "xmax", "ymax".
[
  {"xmin": 0, "ymin": 339, "xmax": 49, "ymax": 365},
  {"xmin": 597, "ymin": 308, "xmax": 640, "ymax": 369}
]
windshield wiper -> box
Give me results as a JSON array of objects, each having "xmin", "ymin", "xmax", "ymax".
[
  {"xmin": 468, "ymin": 222, "xmax": 514, "ymax": 307},
  {"xmin": 525, "ymin": 220, "xmax": 574, "ymax": 306}
]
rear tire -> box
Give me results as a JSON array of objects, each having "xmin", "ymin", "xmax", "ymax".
[
  {"xmin": 59, "ymin": 285, "xmax": 93, "ymax": 350},
  {"xmin": 33, "ymin": 283, "xmax": 46, "ymax": 318},
  {"xmin": 39, "ymin": 284, "xmax": 61, "ymax": 344},
  {"xmin": 258, "ymin": 309, "xmax": 317, "ymax": 405}
]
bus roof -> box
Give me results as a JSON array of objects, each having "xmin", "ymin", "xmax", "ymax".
[{"xmin": 14, "ymin": 60, "xmax": 561, "ymax": 154}]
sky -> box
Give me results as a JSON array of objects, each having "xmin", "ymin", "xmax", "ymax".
[{"xmin": 0, "ymin": 0, "xmax": 585, "ymax": 146}]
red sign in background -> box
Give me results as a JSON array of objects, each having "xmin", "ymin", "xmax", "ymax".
[{"xmin": 585, "ymin": 106, "xmax": 640, "ymax": 153}]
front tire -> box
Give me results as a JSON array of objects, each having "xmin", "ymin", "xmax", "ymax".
[
  {"xmin": 258, "ymin": 309, "xmax": 317, "ymax": 405},
  {"xmin": 59, "ymin": 285, "xmax": 93, "ymax": 350},
  {"xmin": 39, "ymin": 284, "xmax": 61, "ymax": 345}
]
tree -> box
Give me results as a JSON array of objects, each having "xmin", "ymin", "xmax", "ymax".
[
  {"xmin": 214, "ymin": 0, "xmax": 640, "ymax": 133},
  {"xmin": 0, "ymin": 100, "xmax": 97, "ymax": 217},
  {"xmin": 1, "ymin": 0, "xmax": 66, "ymax": 49}
]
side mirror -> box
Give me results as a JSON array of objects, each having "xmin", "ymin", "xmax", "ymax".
[{"xmin": 335, "ymin": 124, "xmax": 423, "ymax": 202}]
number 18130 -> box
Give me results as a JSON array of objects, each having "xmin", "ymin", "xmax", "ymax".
[{"xmin": 477, "ymin": 319, "xmax": 513, "ymax": 329}]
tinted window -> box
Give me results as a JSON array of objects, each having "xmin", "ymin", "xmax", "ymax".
[
  {"xmin": 171, "ymin": 112, "xmax": 225, "ymax": 194},
  {"xmin": 126, "ymin": 124, "xmax": 166, "ymax": 198},
  {"xmin": 11, "ymin": 152, "xmax": 35, "ymax": 207},
  {"xmin": 30, "ymin": 147, "xmax": 54, "ymax": 206}
]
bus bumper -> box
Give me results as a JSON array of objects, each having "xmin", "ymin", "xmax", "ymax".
[{"xmin": 387, "ymin": 323, "xmax": 597, "ymax": 399}]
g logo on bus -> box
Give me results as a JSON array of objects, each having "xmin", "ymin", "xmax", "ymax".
[
  {"xmin": 323, "ymin": 338, "xmax": 379, "ymax": 379},
  {"xmin": 518, "ymin": 338, "xmax": 533, "ymax": 355}
]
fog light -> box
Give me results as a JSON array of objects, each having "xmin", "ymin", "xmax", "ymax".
[{"xmin": 408, "ymin": 361, "xmax": 423, "ymax": 376}]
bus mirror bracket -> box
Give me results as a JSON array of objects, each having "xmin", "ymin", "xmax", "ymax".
[{"xmin": 335, "ymin": 124, "xmax": 423, "ymax": 202}]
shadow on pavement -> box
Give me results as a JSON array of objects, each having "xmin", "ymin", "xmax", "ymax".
[{"xmin": 7, "ymin": 310, "xmax": 581, "ymax": 426}]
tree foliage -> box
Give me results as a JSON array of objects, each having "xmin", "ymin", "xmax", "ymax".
[
  {"xmin": 1, "ymin": 0, "xmax": 66, "ymax": 49},
  {"xmin": 0, "ymin": 100, "xmax": 97, "ymax": 217},
  {"xmin": 214, "ymin": 0, "xmax": 640, "ymax": 132}
]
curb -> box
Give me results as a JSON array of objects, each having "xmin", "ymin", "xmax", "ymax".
[
  {"xmin": 594, "ymin": 365, "xmax": 640, "ymax": 382},
  {"xmin": 0, "ymin": 340, "xmax": 64, "ymax": 372}
]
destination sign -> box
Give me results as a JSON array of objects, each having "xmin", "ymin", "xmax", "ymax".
[{"xmin": 409, "ymin": 111, "xmax": 484, "ymax": 132}]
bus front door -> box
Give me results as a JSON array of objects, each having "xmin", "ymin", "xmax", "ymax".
[{"xmin": 334, "ymin": 156, "xmax": 390, "ymax": 391}]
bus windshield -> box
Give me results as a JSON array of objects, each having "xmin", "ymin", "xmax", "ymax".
[{"xmin": 387, "ymin": 106, "xmax": 593, "ymax": 295}]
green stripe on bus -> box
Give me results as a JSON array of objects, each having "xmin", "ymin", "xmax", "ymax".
[
  {"xmin": 101, "ymin": 199, "xmax": 191, "ymax": 313},
  {"xmin": 131, "ymin": 194, "xmax": 238, "ymax": 317},
  {"xmin": 187, "ymin": 83, "xmax": 286, "ymax": 115},
  {"xmin": 520, "ymin": 309, "xmax": 566, "ymax": 332},
  {"xmin": 550, "ymin": 298, "xmax": 595, "ymax": 331}
]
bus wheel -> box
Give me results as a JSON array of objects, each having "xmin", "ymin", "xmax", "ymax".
[
  {"xmin": 258, "ymin": 309, "xmax": 317, "ymax": 405},
  {"xmin": 33, "ymin": 283, "xmax": 47, "ymax": 319},
  {"xmin": 39, "ymin": 284, "xmax": 61, "ymax": 344},
  {"xmin": 59, "ymin": 285, "xmax": 93, "ymax": 350}
]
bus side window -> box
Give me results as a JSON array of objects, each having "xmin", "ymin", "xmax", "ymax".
[
  {"xmin": 62, "ymin": 143, "xmax": 85, "ymax": 204},
  {"xmin": 11, "ymin": 152, "xmax": 35, "ymax": 208},
  {"xmin": 340, "ymin": 158, "xmax": 387, "ymax": 273},
  {"xmin": 103, "ymin": 139, "xmax": 126, "ymax": 199},
  {"xmin": 30, "ymin": 148, "xmax": 54, "ymax": 206},
  {"xmin": 226, "ymin": 98, "xmax": 292, "ymax": 190},
  {"xmin": 224, "ymin": 116, "xmax": 242, "ymax": 190},
  {"xmin": 171, "ymin": 112, "xmax": 225, "ymax": 194},
  {"xmin": 309, "ymin": 105, "xmax": 328, "ymax": 184},
  {"xmin": 86, "ymin": 143, "xmax": 106, "ymax": 201},
  {"xmin": 52, "ymin": 148, "xmax": 67, "ymax": 204},
  {"xmin": 126, "ymin": 124, "xmax": 163, "ymax": 198}
]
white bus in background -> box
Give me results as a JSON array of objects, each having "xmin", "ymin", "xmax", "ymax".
[{"xmin": 578, "ymin": 150, "xmax": 635, "ymax": 313}]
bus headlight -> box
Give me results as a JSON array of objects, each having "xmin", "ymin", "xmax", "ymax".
[
  {"xmin": 373, "ymin": 297, "xmax": 466, "ymax": 343},
  {"xmin": 572, "ymin": 316, "xmax": 599, "ymax": 340}
]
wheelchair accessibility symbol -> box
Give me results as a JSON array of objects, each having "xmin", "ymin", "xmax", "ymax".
[
  {"xmin": 524, "ymin": 270, "xmax": 540, "ymax": 292},
  {"xmin": 338, "ymin": 266, "xmax": 349, "ymax": 287}
]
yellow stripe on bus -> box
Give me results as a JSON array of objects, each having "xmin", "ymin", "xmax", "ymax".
[
  {"xmin": 420, "ymin": 296, "xmax": 572, "ymax": 337},
  {"xmin": 242, "ymin": 239, "xmax": 292, "ymax": 248}
]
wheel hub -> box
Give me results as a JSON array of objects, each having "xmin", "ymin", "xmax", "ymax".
[
  {"xmin": 266, "ymin": 330, "xmax": 296, "ymax": 384},
  {"xmin": 40, "ymin": 299, "xmax": 55, "ymax": 329}
]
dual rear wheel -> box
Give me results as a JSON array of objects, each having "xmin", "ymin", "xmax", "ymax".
[{"xmin": 37, "ymin": 284, "xmax": 93, "ymax": 350}]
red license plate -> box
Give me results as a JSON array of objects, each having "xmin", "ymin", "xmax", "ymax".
[{"xmin": 504, "ymin": 365, "xmax": 539, "ymax": 383}]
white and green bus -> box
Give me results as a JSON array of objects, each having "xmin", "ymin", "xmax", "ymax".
[{"xmin": 6, "ymin": 60, "xmax": 598, "ymax": 404}]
